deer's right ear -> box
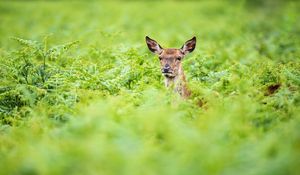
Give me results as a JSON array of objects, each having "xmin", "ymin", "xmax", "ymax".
[
  {"xmin": 146, "ymin": 36, "xmax": 163, "ymax": 54},
  {"xmin": 181, "ymin": 36, "xmax": 196, "ymax": 55}
]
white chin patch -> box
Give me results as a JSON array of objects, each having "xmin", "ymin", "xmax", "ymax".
[{"xmin": 163, "ymin": 73, "xmax": 175, "ymax": 78}]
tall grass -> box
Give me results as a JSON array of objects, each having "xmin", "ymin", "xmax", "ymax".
[{"xmin": 0, "ymin": 1, "xmax": 299, "ymax": 174}]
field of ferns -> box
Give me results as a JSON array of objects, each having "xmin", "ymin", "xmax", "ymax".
[{"xmin": 0, "ymin": 0, "xmax": 299, "ymax": 174}]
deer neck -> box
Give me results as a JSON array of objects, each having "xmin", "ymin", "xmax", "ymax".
[{"xmin": 164, "ymin": 65, "xmax": 190, "ymax": 98}]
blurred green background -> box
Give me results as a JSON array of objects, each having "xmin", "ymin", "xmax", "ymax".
[{"xmin": 0, "ymin": 0, "xmax": 299, "ymax": 175}]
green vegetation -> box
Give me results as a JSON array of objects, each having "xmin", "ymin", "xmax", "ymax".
[{"xmin": 0, "ymin": 1, "xmax": 299, "ymax": 174}]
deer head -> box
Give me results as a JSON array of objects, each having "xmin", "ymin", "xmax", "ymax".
[
  {"xmin": 145, "ymin": 36, "xmax": 196, "ymax": 79},
  {"xmin": 145, "ymin": 36, "xmax": 196, "ymax": 98}
]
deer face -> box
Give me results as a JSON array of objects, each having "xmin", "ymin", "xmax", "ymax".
[
  {"xmin": 158, "ymin": 49, "xmax": 184, "ymax": 78},
  {"xmin": 146, "ymin": 36, "xmax": 196, "ymax": 78}
]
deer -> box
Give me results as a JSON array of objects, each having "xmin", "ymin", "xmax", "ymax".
[{"xmin": 145, "ymin": 36, "xmax": 196, "ymax": 98}]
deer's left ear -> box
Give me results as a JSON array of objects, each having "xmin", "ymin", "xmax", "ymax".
[
  {"xmin": 181, "ymin": 36, "xmax": 196, "ymax": 55},
  {"xmin": 146, "ymin": 36, "xmax": 163, "ymax": 54}
]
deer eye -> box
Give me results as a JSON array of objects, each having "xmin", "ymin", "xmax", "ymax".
[
  {"xmin": 177, "ymin": 57, "xmax": 181, "ymax": 61},
  {"xmin": 159, "ymin": 57, "xmax": 162, "ymax": 61}
]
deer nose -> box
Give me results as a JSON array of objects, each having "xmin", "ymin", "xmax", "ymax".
[{"xmin": 163, "ymin": 64, "xmax": 171, "ymax": 73}]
